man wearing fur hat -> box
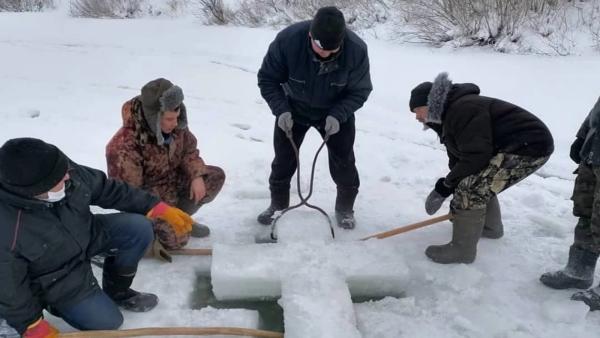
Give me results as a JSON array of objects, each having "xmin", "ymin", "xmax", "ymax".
[
  {"xmin": 257, "ymin": 6, "xmax": 372, "ymax": 229},
  {"xmin": 409, "ymin": 73, "xmax": 553, "ymax": 264},
  {"xmin": 106, "ymin": 78, "xmax": 225, "ymax": 251},
  {"xmin": 0, "ymin": 138, "xmax": 194, "ymax": 336},
  {"xmin": 541, "ymin": 97, "xmax": 600, "ymax": 311}
]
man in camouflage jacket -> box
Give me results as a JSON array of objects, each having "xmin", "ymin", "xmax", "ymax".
[
  {"xmin": 541, "ymin": 96, "xmax": 600, "ymax": 312},
  {"xmin": 106, "ymin": 78, "xmax": 225, "ymax": 250}
]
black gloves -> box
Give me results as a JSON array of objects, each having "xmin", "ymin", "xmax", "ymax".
[
  {"xmin": 425, "ymin": 178, "xmax": 454, "ymax": 215},
  {"xmin": 434, "ymin": 177, "xmax": 454, "ymax": 197}
]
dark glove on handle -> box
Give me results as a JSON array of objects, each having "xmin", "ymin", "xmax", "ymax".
[
  {"xmin": 434, "ymin": 178, "xmax": 454, "ymax": 198},
  {"xmin": 570, "ymin": 137, "xmax": 584, "ymax": 164},
  {"xmin": 425, "ymin": 178, "xmax": 454, "ymax": 215}
]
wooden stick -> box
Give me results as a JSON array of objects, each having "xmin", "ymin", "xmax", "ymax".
[
  {"xmin": 59, "ymin": 326, "xmax": 283, "ymax": 338},
  {"xmin": 360, "ymin": 214, "xmax": 452, "ymax": 241},
  {"xmin": 168, "ymin": 248, "xmax": 213, "ymax": 256}
]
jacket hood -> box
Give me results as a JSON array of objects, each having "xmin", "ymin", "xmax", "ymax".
[{"xmin": 426, "ymin": 72, "xmax": 480, "ymax": 124}]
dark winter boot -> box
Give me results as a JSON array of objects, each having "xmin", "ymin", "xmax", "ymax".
[
  {"xmin": 102, "ymin": 257, "xmax": 158, "ymax": 312},
  {"xmin": 571, "ymin": 285, "xmax": 600, "ymax": 311},
  {"xmin": 190, "ymin": 222, "xmax": 210, "ymax": 238},
  {"xmin": 335, "ymin": 187, "xmax": 358, "ymax": 229},
  {"xmin": 482, "ymin": 196, "xmax": 504, "ymax": 239},
  {"xmin": 257, "ymin": 189, "xmax": 290, "ymax": 225},
  {"xmin": 335, "ymin": 210, "xmax": 356, "ymax": 229},
  {"xmin": 425, "ymin": 208, "xmax": 485, "ymax": 264},
  {"xmin": 540, "ymin": 246, "xmax": 599, "ymax": 290}
]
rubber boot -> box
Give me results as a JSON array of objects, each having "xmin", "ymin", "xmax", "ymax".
[
  {"xmin": 102, "ymin": 257, "xmax": 158, "ymax": 312},
  {"xmin": 190, "ymin": 222, "xmax": 210, "ymax": 238},
  {"xmin": 482, "ymin": 195, "xmax": 504, "ymax": 239},
  {"xmin": 425, "ymin": 208, "xmax": 485, "ymax": 264},
  {"xmin": 257, "ymin": 189, "xmax": 290, "ymax": 225},
  {"xmin": 335, "ymin": 187, "xmax": 358, "ymax": 229},
  {"xmin": 540, "ymin": 245, "xmax": 599, "ymax": 290},
  {"xmin": 572, "ymin": 284, "xmax": 600, "ymax": 311}
]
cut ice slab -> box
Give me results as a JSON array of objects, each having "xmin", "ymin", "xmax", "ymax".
[
  {"xmin": 211, "ymin": 241, "xmax": 408, "ymax": 337},
  {"xmin": 280, "ymin": 274, "xmax": 361, "ymax": 338}
]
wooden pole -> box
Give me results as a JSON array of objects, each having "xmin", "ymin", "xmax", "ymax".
[
  {"xmin": 59, "ymin": 326, "xmax": 283, "ymax": 338},
  {"xmin": 360, "ymin": 214, "xmax": 452, "ymax": 241},
  {"xmin": 168, "ymin": 248, "xmax": 213, "ymax": 256}
]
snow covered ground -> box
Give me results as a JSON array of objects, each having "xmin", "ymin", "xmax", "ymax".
[{"xmin": 1, "ymin": 9, "xmax": 600, "ymax": 338}]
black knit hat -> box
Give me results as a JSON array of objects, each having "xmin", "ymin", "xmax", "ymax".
[
  {"xmin": 0, "ymin": 138, "xmax": 69, "ymax": 197},
  {"xmin": 409, "ymin": 81, "xmax": 433, "ymax": 111},
  {"xmin": 310, "ymin": 6, "xmax": 346, "ymax": 51}
]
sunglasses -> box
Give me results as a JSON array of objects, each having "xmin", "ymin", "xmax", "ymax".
[{"xmin": 312, "ymin": 38, "xmax": 340, "ymax": 52}]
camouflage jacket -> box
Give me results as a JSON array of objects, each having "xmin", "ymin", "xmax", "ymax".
[
  {"xmin": 578, "ymin": 97, "xmax": 600, "ymax": 165},
  {"xmin": 106, "ymin": 98, "xmax": 207, "ymax": 204}
]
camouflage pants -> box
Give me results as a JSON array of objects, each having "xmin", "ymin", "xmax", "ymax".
[
  {"xmin": 451, "ymin": 153, "xmax": 550, "ymax": 211},
  {"xmin": 153, "ymin": 165, "xmax": 225, "ymax": 250},
  {"xmin": 572, "ymin": 163, "xmax": 600, "ymax": 253}
]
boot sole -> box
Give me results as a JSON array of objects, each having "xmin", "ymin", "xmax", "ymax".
[
  {"xmin": 425, "ymin": 247, "xmax": 475, "ymax": 264},
  {"xmin": 481, "ymin": 230, "xmax": 503, "ymax": 239},
  {"xmin": 571, "ymin": 292, "xmax": 600, "ymax": 311},
  {"xmin": 540, "ymin": 277, "xmax": 592, "ymax": 290},
  {"xmin": 427, "ymin": 256, "xmax": 475, "ymax": 264}
]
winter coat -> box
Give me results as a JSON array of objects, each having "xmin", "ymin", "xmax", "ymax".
[
  {"xmin": 106, "ymin": 98, "xmax": 208, "ymax": 205},
  {"xmin": 257, "ymin": 21, "xmax": 373, "ymax": 125},
  {"xmin": 426, "ymin": 73, "xmax": 554, "ymax": 188},
  {"xmin": 577, "ymin": 97, "xmax": 600, "ymax": 165},
  {"xmin": 0, "ymin": 161, "xmax": 159, "ymax": 334}
]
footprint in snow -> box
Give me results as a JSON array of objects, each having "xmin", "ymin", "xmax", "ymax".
[
  {"xmin": 231, "ymin": 123, "xmax": 252, "ymax": 131},
  {"xmin": 235, "ymin": 133, "xmax": 263, "ymax": 143}
]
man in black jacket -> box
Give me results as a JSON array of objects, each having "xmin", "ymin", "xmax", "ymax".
[
  {"xmin": 257, "ymin": 6, "xmax": 372, "ymax": 229},
  {"xmin": 409, "ymin": 73, "xmax": 554, "ymax": 264},
  {"xmin": 0, "ymin": 138, "xmax": 194, "ymax": 337}
]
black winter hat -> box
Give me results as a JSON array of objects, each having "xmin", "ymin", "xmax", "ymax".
[
  {"xmin": 0, "ymin": 138, "xmax": 69, "ymax": 197},
  {"xmin": 310, "ymin": 6, "xmax": 346, "ymax": 51},
  {"xmin": 409, "ymin": 81, "xmax": 433, "ymax": 111}
]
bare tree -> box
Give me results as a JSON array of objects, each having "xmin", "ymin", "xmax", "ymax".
[
  {"xmin": 194, "ymin": 0, "xmax": 229, "ymax": 24},
  {"xmin": 0, "ymin": 0, "xmax": 53, "ymax": 11},
  {"xmin": 199, "ymin": 0, "xmax": 391, "ymax": 28},
  {"xmin": 394, "ymin": 0, "xmax": 585, "ymax": 50},
  {"xmin": 582, "ymin": 0, "xmax": 600, "ymax": 50},
  {"xmin": 166, "ymin": 0, "xmax": 188, "ymax": 16},
  {"xmin": 70, "ymin": 0, "xmax": 142, "ymax": 18}
]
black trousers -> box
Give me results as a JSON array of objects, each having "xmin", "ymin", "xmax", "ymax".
[{"xmin": 268, "ymin": 116, "xmax": 359, "ymax": 210}]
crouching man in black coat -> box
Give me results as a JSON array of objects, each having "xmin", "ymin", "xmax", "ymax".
[
  {"xmin": 409, "ymin": 73, "xmax": 554, "ymax": 264},
  {"xmin": 0, "ymin": 138, "xmax": 194, "ymax": 337}
]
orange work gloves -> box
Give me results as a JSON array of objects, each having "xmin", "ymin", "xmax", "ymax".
[
  {"xmin": 23, "ymin": 319, "xmax": 59, "ymax": 338},
  {"xmin": 147, "ymin": 202, "xmax": 193, "ymax": 236}
]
